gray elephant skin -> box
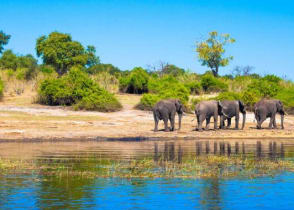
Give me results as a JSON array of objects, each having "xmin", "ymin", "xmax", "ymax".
[
  {"xmin": 195, "ymin": 100, "xmax": 223, "ymax": 131},
  {"xmin": 153, "ymin": 99, "xmax": 183, "ymax": 132},
  {"xmin": 219, "ymin": 100, "xmax": 246, "ymax": 130},
  {"xmin": 254, "ymin": 99, "xmax": 285, "ymax": 129}
]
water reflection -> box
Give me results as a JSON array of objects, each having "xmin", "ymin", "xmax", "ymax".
[
  {"xmin": 153, "ymin": 140, "xmax": 288, "ymax": 164},
  {"xmin": 1, "ymin": 140, "xmax": 294, "ymax": 209}
]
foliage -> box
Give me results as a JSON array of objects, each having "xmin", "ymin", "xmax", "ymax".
[
  {"xmin": 137, "ymin": 75, "xmax": 190, "ymax": 110},
  {"xmin": 247, "ymin": 76, "xmax": 281, "ymax": 98},
  {"xmin": 119, "ymin": 67, "xmax": 149, "ymax": 94},
  {"xmin": 86, "ymin": 45, "xmax": 100, "ymax": 67},
  {"xmin": 86, "ymin": 63, "xmax": 121, "ymax": 75},
  {"xmin": 240, "ymin": 89, "xmax": 261, "ymax": 108},
  {"xmin": 0, "ymin": 31, "xmax": 10, "ymax": 54},
  {"xmin": 185, "ymin": 81, "xmax": 201, "ymax": 94},
  {"xmin": 36, "ymin": 32, "xmax": 93, "ymax": 75},
  {"xmin": 160, "ymin": 64, "xmax": 185, "ymax": 76},
  {"xmin": 196, "ymin": 31, "xmax": 235, "ymax": 77},
  {"xmin": 276, "ymin": 86, "xmax": 294, "ymax": 113},
  {"xmin": 0, "ymin": 76, "xmax": 4, "ymax": 99},
  {"xmin": 91, "ymin": 71, "xmax": 119, "ymax": 93},
  {"xmin": 200, "ymin": 74, "xmax": 228, "ymax": 93},
  {"xmin": 0, "ymin": 50, "xmax": 37, "ymax": 71},
  {"xmin": 37, "ymin": 67, "xmax": 122, "ymax": 112},
  {"xmin": 214, "ymin": 91, "xmax": 241, "ymax": 101}
]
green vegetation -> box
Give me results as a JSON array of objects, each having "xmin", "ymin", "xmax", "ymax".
[
  {"xmin": 196, "ymin": 31, "xmax": 235, "ymax": 77},
  {"xmin": 37, "ymin": 67, "xmax": 122, "ymax": 112},
  {"xmin": 0, "ymin": 29, "xmax": 294, "ymax": 113},
  {"xmin": 0, "ymin": 31, "xmax": 10, "ymax": 53},
  {"xmin": 1, "ymin": 155, "xmax": 294, "ymax": 179}
]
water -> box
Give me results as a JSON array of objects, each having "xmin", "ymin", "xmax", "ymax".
[{"xmin": 1, "ymin": 139, "xmax": 294, "ymax": 209}]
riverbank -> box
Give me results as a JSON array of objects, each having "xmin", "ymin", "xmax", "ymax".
[{"xmin": 0, "ymin": 93, "xmax": 293, "ymax": 141}]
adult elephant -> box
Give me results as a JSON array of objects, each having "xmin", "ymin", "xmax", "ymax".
[
  {"xmin": 153, "ymin": 99, "xmax": 183, "ymax": 132},
  {"xmin": 195, "ymin": 100, "xmax": 223, "ymax": 131},
  {"xmin": 254, "ymin": 99, "xmax": 285, "ymax": 129},
  {"xmin": 219, "ymin": 100, "xmax": 246, "ymax": 130}
]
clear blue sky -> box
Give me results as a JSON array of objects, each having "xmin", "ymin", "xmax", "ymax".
[{"xmin": 1, "ymin": 0, "xmax": 294, "ymax": 79}]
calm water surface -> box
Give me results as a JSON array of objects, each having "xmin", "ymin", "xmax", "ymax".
[{"xmin": 1, "ymin": 139, "xmax": 294, "ymax": 209}]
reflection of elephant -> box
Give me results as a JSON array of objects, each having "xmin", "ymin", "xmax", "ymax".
[
  {"xmin": 254, "ymin": 99, "xmax": 285, "ymax": 129},
  {"xmin": 153, "ymin": 99, "xmax": 183, "ymax": 132},
  {"xmin": 219, "ymin": 100, "xmax": 246, "ymax": 130},
  {"xmin": 195, "ymin": 100, "xmax": 223, "ymax": 131}
]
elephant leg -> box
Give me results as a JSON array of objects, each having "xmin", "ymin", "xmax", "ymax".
[
  {"xmin": 235, "ymin": 114, "xmax": 240, "ymax": 130},
  {"xmin": 198, "ymin": 114, "xmax": 205, "ymax": 131},
  {"xmin": 196, "ymin": 115, "xmax": 200, "ymax": 131},
  {"xmin": 257, "ymin": 115, "xmax": 266, "ymax": 129},
  {"xmin": 170, "ymin": 113, "xmax": 175, "ymax": 131},
  {"xmin": 273, "ymin": 115, "xmax": 277, "ymax": 129},
  {"xmin": 269, "ymin": 114, "xmax": 275, "ymax": 129},
  {"xmin": 226, "ymin": 118, "xmax": 231, "ymax": 129},
  {"xmin": 163, "ymin": 118, "xmax": 169, "ymax": 132},
  {"xmin": 213, "ymin": 114, "xmax": 218, "ymax": 130},
  {"xmin": 153, "ymin": 113, "xmax": 159, "ymax": 132},
  {"xmin": 205, "ymin": 117, "xmax": 211, "ymax": 130}
]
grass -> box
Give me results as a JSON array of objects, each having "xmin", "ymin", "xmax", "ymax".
[
  {"xmin": 0, "ymin": 110, "xmax": 107, "ymax": 121},
  {"xmin": 1, "ymin": 155, "xmax": 294, "ymax": 179}
]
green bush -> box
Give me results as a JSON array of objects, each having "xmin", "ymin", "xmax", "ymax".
[
  {"xmin": 136, "ymin": 94, "xmax": 161, "ymax": 110},
  {"xmin": 247, "ymin": 78, "xmax": 281, "ymax": 98},
  {"xmin": 0, "ymin": 77, "xmax": 4, "ymax": 99},
  {"xmin": 37, "ymin": 67, "xmax": 122, "ymax": 112},
  {"xmin": 276, "ymin": 86, "xmax": 294, "ymax": 113},
  {"xmin": 185, "ymin": 81, "xmax": 201, "ymax": 94},
  {"xmin": 15, "ymin": 68, "xmax": 37, "ymax": 80},
  {"xmin": 240, "ymin": 89, "xmax": 261, "ymax": 108},
  {"xmin": 136, "ymin": 75, "xmax": 190, "ymax": 110},
  {"xmin": 214, "ymin": 91, "xmax": 241, "ymax": 101},
  {"xmin": 119, "ymin": 67, "xmax": 149, "ymax": 94},
  {"xmin": 200, "ymin": 74, "xmax": 228, "ymax": 93}
]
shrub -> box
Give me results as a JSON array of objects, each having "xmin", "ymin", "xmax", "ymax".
[
  {"xmin": 15, "ymin": 68, "xmax": 37, "ymax": 80},
  {"xmin": 185, "ymin": 81, "xmax": 202, "ymax": 94},
  {"xmin": 0, "ymin": 77, "xmax": 4, "ymax": 99},
  {"xmin": 214, "ymin": 91, "xmax": 241, "ymax": 101},
  {"xmin": 200, "ymin": 74, "xmax": 228, "ymax": 93},
  {"xmin": 136, "ymin": 94, "xmax": 161, "ymax": 110},
  {"xmin": 240, "ymin": 89, "xmax": 261, "ymax": 109},
  {"xmin": 37, "ymin": 67, "xmax": 122, "ymax": 112},
  {"xmin": 91, "ymin": 71, "xmax": 119, "ymax": 93},
  {"xmin": 119, "ymin": 67, "xmax": 149, "ymax": 94},
  {"xmin": 276, "ymin": 86, "xmax": 294, "ymax": 113},
  {"xmin": 136, "ymin": 75, "xmax": 190, "ymax": 110},
  {"xmin": 247, "ymin": 79, "xmax": 281, "ymax": 98}
]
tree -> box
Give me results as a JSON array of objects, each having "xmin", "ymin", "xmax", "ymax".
[
  {"xmin": 0, "ymin": 50, "xmax": 37, "ymax": 71},
  {"xmin": 86, "ymin": 45, "xmax": 100, "ymax": 67},
  {"xmin": 36, "ymin": 32, "xmax": 88, "ymax": 76},
  {"xmin": 0, "ymin": 31, "xmax": 10, "ymax": 54},
  {"xmin": 196, "ymin": 31, "xmax": 235, "ymax": 77}
]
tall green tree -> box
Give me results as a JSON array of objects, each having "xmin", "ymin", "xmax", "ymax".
[
  {"xmin": 86, "ymin": 45, "xmax": 100, "ymax": 67},
  {"xmin": 196, "ymin": 31, "xmax": 235, "ymax": 77},
  {"xmin": 0, "ymin": 31, "xmax": 11, "ymax": 54},
  {"xmin": 36, "ymin": 32, "xmax": 88, "ymax": 76}
]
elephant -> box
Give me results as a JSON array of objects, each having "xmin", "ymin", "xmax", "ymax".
[
  {"xmin": 153, "ymin": 99, "xmax": 183, "ymax": 132},
  {"xmin": 254, "ymin": 99, "xmax": 285, "ymax": 129},
  {"xmin": 195, "ymin": 100, "xmax": 223, "ymax": 131},
  {"xmin": 219, "ymin": 100, "xmax": 246, "ymax": 130}
]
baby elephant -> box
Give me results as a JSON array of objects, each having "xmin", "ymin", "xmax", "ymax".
[
  {"xmin": 153, "ymin": 99, "xmax": 183, "ymax": 132},
  {"xmin": 254, "ymin": 99, "xmax": 285, "ymax": 129},
  {"xmin": 195, "ymin": 100, "xmax": 223, "ymax": 131},
  {"xmin": 219, "ymin": 100, "xmax": 246, "ymax": 130}
]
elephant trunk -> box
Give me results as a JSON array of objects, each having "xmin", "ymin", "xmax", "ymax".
[
  {"xmin": 241, "ymin": 111, "xmax": 246, "ymax": 130},
  {"xmin": 281, "ymin": 113, "xmax": 284, "ymax": 129},
  {"xmin": 178, "ymin": 113, "xmax": 182, "ymax": 130}
]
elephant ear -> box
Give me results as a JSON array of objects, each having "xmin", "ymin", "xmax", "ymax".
[
  {"xmin": 277, "ymin": 100, "xmax": 285, "ymax": 114},
  {"xmin": 217, "ymin": 101, "xmax": 224, "ymax": 115},
  {"xmin": 238, "ymin": 100, "xmax": 246, "ymax": 113},
  {"xmin": 175, "ymin": 100, "xmax": 183, "ymax": 114}
]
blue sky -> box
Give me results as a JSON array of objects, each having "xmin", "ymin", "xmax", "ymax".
[{"xmin": 1, "ymin": 0, "xmax": 294, "ymax": 79}]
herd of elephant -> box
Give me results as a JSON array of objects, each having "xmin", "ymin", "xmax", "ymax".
[{"xmin": 152, "ymin": 99, "xmax": 285, "ymax": 132}]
